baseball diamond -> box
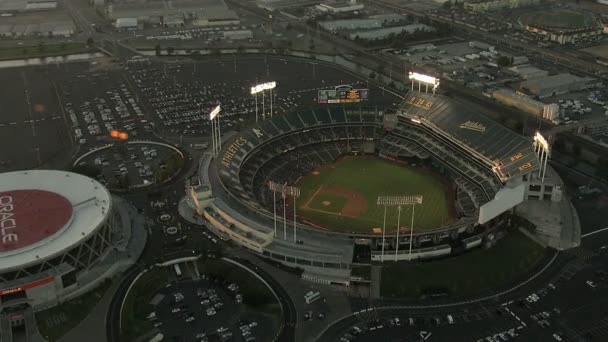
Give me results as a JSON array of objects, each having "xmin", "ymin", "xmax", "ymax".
[{"xmin": 296, "ymin": 156, "xmax": 454, "ymax": 234}]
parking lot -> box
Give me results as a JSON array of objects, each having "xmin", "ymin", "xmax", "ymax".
[
  {"xmin": 75, "ymin": 141, "xmax": 183, "ymax": 188},
  {"xmin": 0, "ymin": 64, "xmax": 77, "ymax": 171},
  {"xmin": 151, "ymin": 277, "xmax": 275, "ymax": 342},
  {"xmin": 126, "ymin": 57, "xmax": 401, "ymax": 137},
  {"xmin": 58, "ymin": 70, "xmax": 153, "ymax": 148}
]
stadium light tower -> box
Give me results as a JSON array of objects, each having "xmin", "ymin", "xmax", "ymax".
[
  {"xmin": 268, "ymin": 181, "xmax": 300, "ymax": 241},
  {"xmin": 534, "ymin": 132, "xmax": 551, "ymax": 183},
  {"xmin": 251, "ymin": 82, "xmax": 277, "ymax": 122},
  {"xmin": 408, "ymin": 72, "xmax": 439, "ymax": 95},
  {"xmin": 209, "ymin": 105, "xmax": 221, "ymax": 157},
  {"xmin": 377, "ymin": 195, "xmax": 423, "ymax": 262}
]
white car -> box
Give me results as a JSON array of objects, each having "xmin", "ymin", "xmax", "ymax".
[
  {"xmin": 552, "ymin": 333, "xmax": 563, "ymax": 341},
  {"xmin": 586, "ymin": 280, "xmax": 598, "ymax": 288}
]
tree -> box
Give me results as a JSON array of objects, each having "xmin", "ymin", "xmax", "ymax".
[
  {"xmin": 443, "ymin": 0, "xmax": 452, "ymax": 8},
  {"xmin": 154, "ymin": 44, "xmax": 161, "ymax": 56},
  {"xmin": 496, "ymin": 55, "xmax": 511, "ymax": 67},
  {"xmin": 167, "ymin": 46, "xmax": 174, "ymax": 56},
  {"xmin": 86, "ymin": 37, "xmax": 94, "ymax": 47}
]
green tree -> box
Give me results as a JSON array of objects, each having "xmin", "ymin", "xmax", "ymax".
[
  {"xmin": 86, "ymin": 37, "xmax": 94, "ymax": 47},
  {"xmin": 443, "ymin": 0, "xmax": 452, "ymax": 8},
  {"xmin": 496, "ymin": 55, "xmax": 512, "ymax": 67},
  {"xmin": 167, "ymin": 46, "xmax": 174, "ymax": 56},
  {"xmin": 154, "ymin": 44, "xmax": 161, "ymax": 56}
]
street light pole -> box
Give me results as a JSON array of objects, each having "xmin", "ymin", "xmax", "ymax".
[
  {"xmin": 381, "ymin": 205, "xmax": 387, "ymax": 263},
  {"xmin": 395, "ymin": 205, "xmax": 401, "ymax": 261},
  {"xmin": 408, "ymin": 203, "xmax": 416, "ymax": 262}
]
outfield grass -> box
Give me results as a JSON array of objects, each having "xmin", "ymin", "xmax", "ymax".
[
  {"xmin": 36, "ymin": 280, "xmax": 112, "ymax": 342},
  {"xmin": 0, "ymin": 43, "xmax": 95, "ymax": 61},
  {"xmin": 381, "ymin": 231, "xmax": 546, "ymax": 298},
  {"xmin": 296, "ymin": 156, "xmax": 452, "ymax": 233}
]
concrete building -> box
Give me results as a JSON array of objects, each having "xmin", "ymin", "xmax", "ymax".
[
  {"xmin": 0, "ymin": 0, "xmax": 56, "ymax": 13},
  {"xmin": 115, "ymin": 17, "xmax": 138, "ymax": 30},
  {"xmin": 315, "ymin": 0, "xmax": 364, "ymax": 14},
  {"xmin": 508, "ymin": 65, "xmax": 549, "ymax": 80},
  {"xmin": 463, "ymin": 0, "xmax": 540, "ymax": 12},
  {"xmin": 526, "ymin": 25, "xmax": 602, "ymax": 45},
  {"xmin": 349, "ymin": 23, "xmax": 434, "ymax": 41},
  {"xmin": 223, "ymin": 29, "xmax": 253, "ymax": 40},
  {"xmin": 319, "ymin": 14, "xmax": 405, "ymax": 32},
  {"xmin": 520, "ymin": 73, "xmax": 601, "ymax": 99},
  {"xmin": 493, "ymin": 89, "xmax": 559, "ymax": 121}
]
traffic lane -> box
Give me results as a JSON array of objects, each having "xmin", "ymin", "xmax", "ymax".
[{"xmin": 582, "ymin": 229, "xmax": 608, "ymax": 250}]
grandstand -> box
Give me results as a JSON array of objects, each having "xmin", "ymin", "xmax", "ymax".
[{"xmin": 194, "ymin": 92, "xmax": 542, "ymax": 283}]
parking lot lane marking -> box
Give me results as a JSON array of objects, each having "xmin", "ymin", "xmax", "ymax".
[{"xmin": 9, "ymin": 122, "xmax": 16, "ymax": 125}]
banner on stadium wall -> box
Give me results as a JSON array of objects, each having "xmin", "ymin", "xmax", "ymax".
[{"xmin": 0, "ymin": 276, "xmax": 54, "ymax": 296}]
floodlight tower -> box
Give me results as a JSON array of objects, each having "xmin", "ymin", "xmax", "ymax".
[
  {"xmin": 534, "ymin": 132, "xmax": 551, "ymax": 182},
  {"xmin": 251, "ymin": 82, "xmax": 277, "ymax": 122},
  {"xmin": 377, "ymin": 195, "xmax": 423, "ymax": 262},
  {"xmin": 209, "ymin": 105, "xmax": 221, "ymax": 157},
  {"xmin": 408, "ymin": 72, "xmax": 440, "ymax": 95},
  {"xmin": 268, "ymin": 181, "xmax": 300, "ymax": 241}
]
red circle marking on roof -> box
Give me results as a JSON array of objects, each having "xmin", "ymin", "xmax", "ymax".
[{"xmin": 0, "ymin": 190, "xmax": 73, "ymax": 253}]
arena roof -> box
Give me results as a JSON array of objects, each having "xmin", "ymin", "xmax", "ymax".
[
  {"xmin": 399, "ymin": 93, "xmax": 539, "ymax": 180},
  {"xmin": 0, "ymin": 170, "xmax": 111, "ymax": 270}
]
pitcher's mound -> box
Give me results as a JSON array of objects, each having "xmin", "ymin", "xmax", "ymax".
[{"xmin": 322, "ymin": 201, "xmax": 331, "ymax": 206}]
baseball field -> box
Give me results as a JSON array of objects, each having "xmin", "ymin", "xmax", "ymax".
[{"xmin": 296, "ymin": 156, "xmax": 455, "ymax": 234}]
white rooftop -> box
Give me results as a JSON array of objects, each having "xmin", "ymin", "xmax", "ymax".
[{"xmin": 0, "ymin": 170, "xmax": 112, "ymax": 271}]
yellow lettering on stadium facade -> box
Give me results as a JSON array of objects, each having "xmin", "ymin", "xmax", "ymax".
[{"xmin": 221, "ymin": 137, "xmax": 248, "ymax": 168}]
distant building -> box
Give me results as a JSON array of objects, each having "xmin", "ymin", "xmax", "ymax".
[
  {"xmin": 349, "ymin": 24, "xmax": 434, "ymax": 41},
  {"xmin": 525, "ymin": 25, "xmax": 602, "ymax": 44},
  {"xmin": 463, "ymin": 0, "xmax": 540, "ymax": 12},
  {"xmin": 115, "ymin": 17, "xmax": 138, "ymax": 30},
  {"xmin": 0, "ymin": 0, "xmax": 57, "ymax": 13},
  {"xmin": 315, "ymin": 0, "xmax": 364, "ymax": 14},
  {"xmin": 319, "ymin": 14, "xmax": 404, "ymax": 32},
  {"xmin": 0, "ymin": 19, "xmax": 74, "ymax": 37},
  {"xmin": 223, "ymin": 29, "xmax": 252, "ymax": 40},
  {"xmin": 508, "ymin": 65, "xmax": 549, "ymax": 80},
  {"xmin": 492, "ymin": 89, "xmax": 559, "ymax": 121},
  {"xmin": 520, "ymin": 73, "xmax": 601, "ymax": 99}
]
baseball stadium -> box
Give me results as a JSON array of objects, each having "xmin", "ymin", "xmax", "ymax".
[{"xmin": 193, "ymin": 87, "xmax": 550, "ymax": 284}]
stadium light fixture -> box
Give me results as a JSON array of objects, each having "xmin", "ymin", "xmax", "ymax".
[
  {"xmin": 377, "ymin": 195, "xmax": 423, "ymax": 262},
  {"xmin": 268, "ymin": 181, "xmax": 300, "ymax": 242},
  {"xmin": 209, "ymin": 105, "xmax": 222, "ymax": 157},
  {"xmin": 408, "ymin": 72, "xmax": 440, "ymax": 94},
  {"xmin": 533, "ymin": 131, "xmax": 551, "ymax": 183},
  {"xmin": 251, "ymin": 82, "xmax": 277, "ymax": 123}
]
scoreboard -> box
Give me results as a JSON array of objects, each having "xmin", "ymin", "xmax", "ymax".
[{"xmin": 318, "ymin": 88, "xmax": 369, "ymax": 104}]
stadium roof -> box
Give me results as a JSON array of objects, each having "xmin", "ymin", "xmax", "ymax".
[
  {"xmin": 0, "ymin": 170, "xmax": 111, "ymax": 270},
  {"xmin": 399, "ymin": 92, "xmax": 539, "ymax": 181}
]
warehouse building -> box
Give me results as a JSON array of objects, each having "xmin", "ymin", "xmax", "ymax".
[
  {"xmin": 520, "ymin": 73, "xmax": 601, "ymax": 99},
  {"xmin": 526, "ymin": 25, "xmax": 603, "ymax": 45},
  {"xmin": 0, "ymin": 19, "xmax": 74, "ymax": 37},
  {"xmin": 315, "ymin": 0, "xmax": 364, "ymax": 14},
  {"xmin": 319, "ymin": 14, "xmax": 405, "ymax": 32},
  {"xmin": 349, "ymin": 23, "xmax": 434, "ymax": 41},
  {"xmin": 493, "ymin": 89, "xmax": 560, "ymax": 121},
  {"xmin": 508, "ymin": 65, "xmax": 549, "ymax": 80},
  {"xmin": 0, "ymin": 0, "xmax": 57, "ymax": 13}
]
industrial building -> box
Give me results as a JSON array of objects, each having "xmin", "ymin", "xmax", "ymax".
[
  {"xmin": 319, "ymin": 14, "xmax": 405, "ymax": 32},
  {"xmin": 349, "ymin": 23, "xmax": 434, "ymax": 41},
  {"xmin": 525, "ymin": 25, "xmax": 602, "ymax": 45},
  {"xmin": 520, "ymin": 73, "xmax": 601, "ymax": 99},
  {"xmin": 315, "ymin": 0, "xmax": 364, "ymax": 14},
  {"xmin": 508, "ymin": 65, "xmax": 549, "ymax": 80},
  {"xmin": 463, "ymin": 0, "xmax": 540, "ymax": 12},
  {"xmin": 0, "ymin": 0, "xmax": 57, "ymax": 13},
  {"xmin": 492, "ymin": 89, "xmax": 559, "ymax": 121},
  {"xmin": 223, "ymin": 29, "xmax": 253, "ymax": 40},
  {"xmin": 107, "ymin": 0, "xmax": 238, "ymax": 28},
  {"xmin": 0, "ymin": 17, "xmax": 74, "ymax": 37}
]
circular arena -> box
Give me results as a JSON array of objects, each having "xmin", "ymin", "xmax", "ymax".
[
  {"xmin": 0, "ymin": 170, "xmax": 114, "ymax": 311},
  {"xmin": 195, "ymin": 92, "xmax": 544, "ymax": 283}
]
